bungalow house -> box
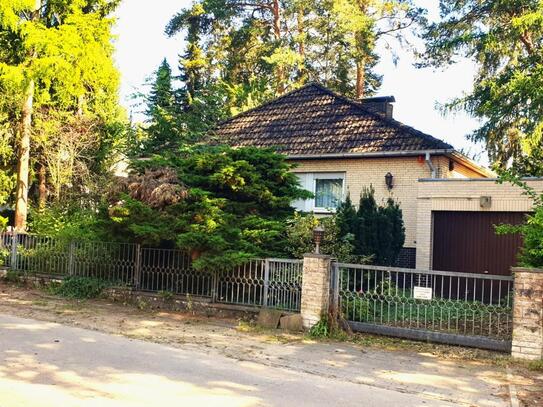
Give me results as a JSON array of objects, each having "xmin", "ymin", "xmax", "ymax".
[{"xmin": 213, "ymin": 83, "xmax": 543, "ymax": 274}]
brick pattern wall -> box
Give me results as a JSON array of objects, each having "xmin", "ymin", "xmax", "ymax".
[
  {"xmin": 291, "ymin": 156, "xmax": 434, "ymax": 248},
  {"xmin": 512, "ymin": 268, "xmax": 543, "ymax": 360},
  {"xmin": 395, "ymin": 247, "xmax": 416, "ymax": 269},
  {"xmin": 300, "ymin": 254, "xmax": 331, "ymax": 329},
  {"xmin": 416, "ymin": 179, "xmax": 543, "ymax": 269}
]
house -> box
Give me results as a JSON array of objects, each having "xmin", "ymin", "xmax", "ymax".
[{"xmin": 213, "ymin": 83, "xmax": 543, "ymax": 274}]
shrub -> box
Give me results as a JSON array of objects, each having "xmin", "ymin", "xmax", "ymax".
[
  {"xmin": 285, "ymin": 212, "xmax": 362, "ymax": 262},
  {"xmin": 496, "ymin": 173, "xmax": 543, "ymax": 268},
  {"xmin": 106, "ymin": 146, "xmax": 312, "ymax": 271},
  {"xmin": 50, "ymin": 276, "xmax": 108, "ymax": 299}
]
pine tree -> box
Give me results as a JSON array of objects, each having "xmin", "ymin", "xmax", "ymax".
[
  {"xmin": 141, "ymin": 59, "xmax": 179, "ymax": 155},
  {"xmin": 421, "ymin": 0, "xmax": 543, "ymax": 174}
]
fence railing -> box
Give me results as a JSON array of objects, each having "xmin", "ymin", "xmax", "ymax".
[
  {"xmin": 0, "ymin": 232, "xmax": 303, "ymax": 312},
  {"xmin": 335, "ymin": 262, "xmax": 514, "ymax": 345}
]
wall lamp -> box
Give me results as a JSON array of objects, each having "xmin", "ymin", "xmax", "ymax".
[{"xmin": 385, "ymin": 172, "xmax": 394, "ymax": 190}]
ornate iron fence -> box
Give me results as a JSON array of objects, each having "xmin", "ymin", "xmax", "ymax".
[
  {"xmin": 335, "ymin": 262, "xmax": 514, "ymax": 351},
  {"xmin": 0, "ymin": 232, "xmax": 302, "ymax": 312}
]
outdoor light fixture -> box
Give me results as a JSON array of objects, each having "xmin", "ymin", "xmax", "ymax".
[
  {"xmin": 313, "ymin": 225, "xmax": 325, "ymax": 254},
  {"xmin": 385, "ymin": 172, "xmax": 394, "ymax": 190}
]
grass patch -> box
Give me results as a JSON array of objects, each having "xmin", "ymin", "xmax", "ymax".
[
  {"xmin": 528, "ymin": 359, "xmax": 543, "ymax": 372},
  {"xmin": 4, "ymin": 270, "xmax": 20, "ymax": 284},
  {"xmin": 49, "ymin": 276, "xmax": 109, "ymax": 299}
]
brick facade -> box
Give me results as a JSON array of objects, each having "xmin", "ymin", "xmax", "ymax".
[
  {"xmin": 416, "ymin": 179, "xmax": 543, "ymax": 270},
  {"xmin": 291, "ymin": 155, "xmax": 478, "ymax": 259},
  {"xmin": 395, "ymin": 247, "xmax": 416, "ymax": 269},
  {"xmin": 512, "ymin": 267, "xmax": 543, "ymax": 360}
]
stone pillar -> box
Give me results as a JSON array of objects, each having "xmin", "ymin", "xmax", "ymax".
[
  {"xmin": 512, "ymin": 267, "xmax": 543, "ymax": 360},
  {"xmin": 301, "ymin": 254, "xmax": 331, "ymax": 329}
]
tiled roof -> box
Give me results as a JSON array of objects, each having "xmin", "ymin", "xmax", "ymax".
[{"xmin": 211, "ymin": 83, "xmax": 454, "ymax": 156}]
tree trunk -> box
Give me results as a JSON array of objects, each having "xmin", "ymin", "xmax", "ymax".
[
  {"xmin": 14, "ymin": 79, "xmax": 34, "ymax": 231},
  {"xmin": 356, "ymin": 59, "xmax": 365, "ymax": 99},
  {"xmin": 272, "ymin": 0, "xmax": 285, "ymax": 94},
  {"xmin": 296, "ymin": 5, "xmax": 306, "ymax": 80},
  {"xmin": 38, "ymin": 163, "xmax": 46, "ymax": 211}
]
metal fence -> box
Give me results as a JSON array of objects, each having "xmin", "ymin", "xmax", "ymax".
[
  {"xmin": 0, "ymin": 232, "xmax": 302, "ymax": 312},
  {"xmin": 334, "ymin": 262, "xmax": 514, "ymax": 351}
]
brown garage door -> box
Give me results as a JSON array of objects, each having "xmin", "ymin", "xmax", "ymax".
[{"xmin": 432, "ymin": 211, "xmax": 525, "ymax": 276}]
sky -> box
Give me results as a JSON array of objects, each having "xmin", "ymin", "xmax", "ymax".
[{"xmin": 113, "ymin": 0, "xmax": 487, "ymax": 166}]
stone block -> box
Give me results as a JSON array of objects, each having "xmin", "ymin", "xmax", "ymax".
[
  {"xmin": 279, "ymin": 314, "xmax": 303, "ymax": 332},
  {"xmin": 257, "ymin": 308, "xmax": 283, "ymax": 329}
]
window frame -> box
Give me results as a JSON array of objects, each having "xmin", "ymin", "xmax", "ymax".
[{"xmin": 293, "ymin": 172, "xmax": 346, "ymax": 213}]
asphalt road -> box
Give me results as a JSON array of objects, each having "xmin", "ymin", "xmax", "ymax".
[{"xmin": 0, "ymin": 314, "xmax": 504, "ymax": 407}]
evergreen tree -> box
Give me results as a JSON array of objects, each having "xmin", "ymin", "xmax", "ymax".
[
  {"xmin": 107, "ymin": 146, "xmax": 313, "ymax": 271},
  {"xmin": 164, "ymin": 0, "xmax": 425, "ymax": 115},
  {"xmin": 356, "ymin": 186, "xmax": 379, "ymax": 258},
  {"xmin": 0, "ymin": 0, "xmax": 123, "ymax": 228},
  {"xmin": 141, "ymin": 59, "xmax": 180, "ymax": 154},
  {"xmin": 352, "ymin": 186, "xmax": 405, "ymax": 266},
  {"xmin": 335, "ymin": 193, "xmax": 358, "ymax": 237},
  {"xmin": 421, "ymin": 0, "xmax": 543, "ymax": 174}
]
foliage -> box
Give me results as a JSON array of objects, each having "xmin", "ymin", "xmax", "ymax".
[
  {"xmin": 285, "ymin": 212, "xmax": 362, "ymax": 262},
  {"xmin": 420, "ymin": 1, "xmax": 543, "ymax": 174},
  {"xmin": 341, "ymin": 187, "xmax": 405, "ymax": 266},
  {"xmin": 495, "ymin": 172, "xmax": 543, "ymax": 268},
  {"xmin": 49, "ymin": 276, "xmax": 108, "ymax": 299},
  {"xmin": 161, "ymin": 0, "xmax": 426, "ymax": 124},
  {"xmin": 28, "ymin": 203, "xmax": 108, "ymax": 242},
  {"xmin": 0, "ymin": 0, "xmax": 125, "ymax": 226},
  {"xmin": 286, "ymin": 187, "xmax": 405, "ymax": 265},
  {"xmin": 106, "ymin": 146, "xmax": 311, "ymax": 271},
  {"xmin": 308, "ymin": 314, "xmax": 348, "ymax": 339}
]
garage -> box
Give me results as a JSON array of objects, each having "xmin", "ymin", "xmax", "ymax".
[{"xmin": 432, "ymin": 211, "xmax": 526, "ymax": 276}]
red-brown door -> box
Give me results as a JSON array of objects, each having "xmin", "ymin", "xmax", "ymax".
[{"xmin": 432, "ymin": 211, "xmax": 525, "ymax": 276}]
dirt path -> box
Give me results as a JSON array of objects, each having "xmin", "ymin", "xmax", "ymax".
[{"xmin": 0, "ymin": 281, "xmax": 541, "ymax": 406}]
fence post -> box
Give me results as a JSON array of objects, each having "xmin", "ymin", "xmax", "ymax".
[
  {"xmin": 263, "ymin": 259, "xmax": 270, "ymax": 308},
  {"xmin": 10, "ymin": 230, "xmax": 17, "ymax": 272},
  {"xmin": 133, "ymin": 244, "xmax": 141, "ymax": 289},
  {"xmin": 67, "ymin": 240, "xmax": 75, "ymax": 276},
  {"xmin": 511, "ymin": 267, "xmax": 543, "ymax": 360},
  {"xmin": 300, "ymin": 254, "xmax": 332, "ymax": 330},
  {"xmin": 211, "ymin": 272, "xmax": 218, "ymax": 303},
  {"xmin": 329, "ymin": 260, "xmax": 339, "ymax": 318}
]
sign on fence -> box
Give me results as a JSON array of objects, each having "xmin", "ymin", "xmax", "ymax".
[{"xmin": 413, "ymin": 286, "xmax": 433, "ymax": 300}]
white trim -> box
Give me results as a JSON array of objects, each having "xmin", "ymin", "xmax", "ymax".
[{"xmin": 293, "ymin": 172, "xmax": 346, "ymax": 213}]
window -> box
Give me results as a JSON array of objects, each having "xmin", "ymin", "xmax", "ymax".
[
  {"xmin": 293, "ymin": 172, "xmax": 345, "ymax": 212},
  {"xmin": 315, "ymin": 178, "xmax": 343, "ymax": 209}
]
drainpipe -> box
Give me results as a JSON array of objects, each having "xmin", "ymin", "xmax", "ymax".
[{"xmin": 425, "ymin": 152, "xmax": 437, "ymax": 178}]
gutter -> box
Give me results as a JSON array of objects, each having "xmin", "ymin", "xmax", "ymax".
[
  {"xmin": 425, "ymin": 152, "xmax": 437, "ymax": 178},
  {"xmin": 287, "ymin": 149, "xmax": 454, "ymax": 160}
]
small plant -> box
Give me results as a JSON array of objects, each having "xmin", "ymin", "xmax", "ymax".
[
  {"xmin": 527, "ymin": 359, "xmax": 543, "ymax": 372},
  {"xmin": 158, "ymin": 290, "xmax": 174, "ymax": 301},
  {"xmin": 308, "ymin": 317, "xmax": 331, "ymax": 338},
  {"xmin": 49, "ymin": 276, "xmax": 108, "ymax": 299},
  {"xmin": 4, "ymin": 270, "xmax": 20, "ymax": 284},
  {"xmin": 308, "ymin": 314, "xmax": 348, "ymax": 340}
]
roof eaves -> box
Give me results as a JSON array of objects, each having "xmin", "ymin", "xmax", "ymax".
[
  {"xmin": 287, "ymin": 149, "xmax": 454, "ymax": 160},
  {"xmin": 448, "ymin": 151, "xmax": 495, "ymax": 177}
]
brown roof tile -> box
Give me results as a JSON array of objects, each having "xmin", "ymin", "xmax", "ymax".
[{"xmin": 211, "ymin": 83, "xmax": 453, "ymax": 156}]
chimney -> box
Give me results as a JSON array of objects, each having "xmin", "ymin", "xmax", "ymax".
[{"xmin": 360, "ymin": 96, "xmax": 395, "ymax": 119}]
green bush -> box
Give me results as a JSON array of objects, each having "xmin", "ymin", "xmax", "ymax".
[
  {"xmin": 285, "ymin": 212, "xmax": 362, "ymax": 262},
  {"xmin": 496, "ymin": 173, "xmax": 543, "ymax": 268},
  {"xmin": 49, "ymin": 276, "xmax": 108, "ymax": 299}
]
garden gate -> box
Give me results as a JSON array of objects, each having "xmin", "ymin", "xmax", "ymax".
[{"xmin": 332, "ymin": 262, "xmax": 514, "ymax": 351}]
